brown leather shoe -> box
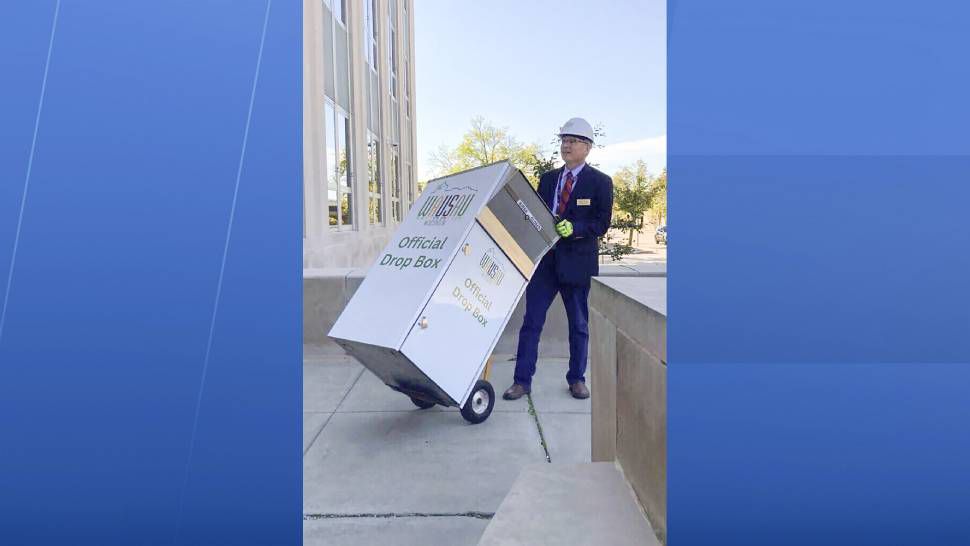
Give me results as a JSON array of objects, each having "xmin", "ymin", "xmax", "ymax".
[
  {"xmin": 502, "ymin": 383, "xmax": 530, "ymax": 400},
  {"xmin": 569, "ymin": 381, "xmax": 590, "ymax": 399}
]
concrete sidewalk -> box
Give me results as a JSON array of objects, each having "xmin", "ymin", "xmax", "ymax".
[{"xmin": 303, "ymin": 348, "xmax": 592, "ymax": 546}]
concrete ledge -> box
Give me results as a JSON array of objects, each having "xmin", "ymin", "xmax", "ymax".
[
  {"xmin": 303, "ymin": 264, "xmax": 665, "ymax": 358},
  {"xmin": 590, "ymin": 276, "xmax": 666, "ymax": 543},
  {"xmin": 303, "ymin": 268, "xmax": 365, "ymax": 351},
  {"xmin": 477, "ymin": 463, "xmax": 659, "ymax": 546},
  {"xmin": 599, "ymin": 262, "xmax": 666, "ymax": 278}
]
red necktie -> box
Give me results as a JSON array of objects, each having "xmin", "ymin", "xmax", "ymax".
[{"xmin": 557, "ymin": 170, "xmax": 574, "ymax": 216}]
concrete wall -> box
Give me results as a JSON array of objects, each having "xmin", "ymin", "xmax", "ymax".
[
  {"xmin": 305, "ymin": 262, "xmax": 666, "ymax": 357},
  {"xmin": 589, "ymin": 276, "xmax": 667, "ymax": 544},
  {"xmin": 304, "ymin": 227, "xmax": 396, "ymax": 269}
]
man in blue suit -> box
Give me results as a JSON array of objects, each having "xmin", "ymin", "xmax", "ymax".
[{"xmin": 503, "ymin": 118, "xmax": 614, "ymax": 401}]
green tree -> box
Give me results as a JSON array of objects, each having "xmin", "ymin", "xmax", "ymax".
[
  {"xmin": 523, "ymin": 152, "xmax": 556, "ymax": 190},
  {"xmin": 429, "ymin": 117, "xmax": 545, "ymax": 187},
  {"xmin": 649, "ymin": 168, "xmax": 667, "ymax": 225},
  {"xmin": 612, "ymin": 160, "xmax": 654, "ymax": 246}
]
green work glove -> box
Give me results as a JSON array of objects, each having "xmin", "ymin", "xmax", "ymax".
[{"xmin": 555, "ymin": 219, "xmax": 573, "ymax": 238}]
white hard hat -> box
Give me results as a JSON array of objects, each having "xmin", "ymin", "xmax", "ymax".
[{"xmin": 558, "ymin": 117, "xmax": 595, "ymax": 144}]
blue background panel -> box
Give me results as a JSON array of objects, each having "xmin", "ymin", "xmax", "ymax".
[
  {"xmin": 0, "ymin": 2, "xmax": 301, "ymax": 544},
  {"xmin": 670, "ymin": 155, "xmax": 970, "ymax": 365},
  {"xmin": 668, "ymin": 1, "xmax": 970, "ymax": 155},
  {"xmin": 669, "ymin": 0, "xmax": 970, "ymax": 544},
  {"xmin": 669, "ymin": 362, "xmax": 970, "ymax": 545}
]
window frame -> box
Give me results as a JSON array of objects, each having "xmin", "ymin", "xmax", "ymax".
[
  {"xmin": 326, "ymin": 99, "xmax": 355, "ymax": 231},
  {"xmin": 366, "ymin": 130, "xmax": 384, "ymax": 226}
]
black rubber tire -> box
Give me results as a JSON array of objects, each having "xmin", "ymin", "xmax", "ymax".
[
  {"xmin": 410, "ymin": 396, "xmax": 435, "ymax": 410},
  {"xmin": 460, "ymin": 380, "xmax": 495, "ymax": 424}
]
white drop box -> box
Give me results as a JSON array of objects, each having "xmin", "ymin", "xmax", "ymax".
[{"xmin": 328, "ymin": 161, "xmax": 558, "ymax": 415}]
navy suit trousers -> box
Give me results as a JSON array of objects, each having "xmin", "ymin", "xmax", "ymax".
[{"xmin": 513, "ymin": 253, "xmax": 590, "ymax": 387}]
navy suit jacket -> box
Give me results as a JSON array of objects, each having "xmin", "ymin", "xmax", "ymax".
[{"xmin": 537, "ymin": 164, "xmax": 614, "ymax": 286}]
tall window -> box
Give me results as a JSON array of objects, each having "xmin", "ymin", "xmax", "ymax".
[
  {"xmin": 326, "ymin": 101, "xmax": 353, "ymax": 229},
  {"xmin": 405, "ymin": 115, "xmax": 413, "ymax": 205},
  {"xmin": 363, "ymin": 0, "xmax": 377, "ymax": 68},
  {"xmin": 367, "ymin": 131, "xmax": 383, "ymax": 225},
  {"xmin": 387, "ymin": 0, "xmax": 402, "ymax": 217},
  {"xmin": 324, "ymin": 0, "xmax": 354, "ymax": 230},
  {"xmin": 403, "ymin": 0, "xmax": 411, "ymax": 118},
  {"xmin": 388, "ymin": 0, "xmax": 400, "ymax": 143},
  {"xmin": 363, "ymin": 0, "xmax": 380, "ymax": 132},
  {"xmin": 363, "ymin": 0, "xmax": 383, "ymax": 225},
  {"xmin": 389, "ymin": 149, "xmax": 402, "ymax": 221},
  {"xmin": 323, "ymin": 0, "xmax": 351, "ymax": 109},
  {"xmin": 405, "ymin": 162, "xmax": 414, "ymax": 211},
  {"xmin": 325, "ymin": 0, "xmax": 346, "ymax": 23},
  {"xmin": 403, "ymin": 0, "xmax": 413, "ymax": 207},
  {"xmin": 388, "ymin": 0, "xmax": 399, "ymax": 99}
]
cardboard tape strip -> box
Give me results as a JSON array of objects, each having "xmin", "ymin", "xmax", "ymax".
[{"xmin": 477, "ymin": 206, "xmax": 536, "ymax": 280}]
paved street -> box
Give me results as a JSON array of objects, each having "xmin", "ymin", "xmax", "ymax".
[
  {"xmin": 607, "ymin": 225, "xmax": 667, "ymax": 267},
  {"xmin": 303, "ymin": 350, "xmax": 592, "ymax": 546}
]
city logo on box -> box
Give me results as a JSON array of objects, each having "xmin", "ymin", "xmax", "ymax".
[
  {"xmin": 416, "ymin": 181, "xmax": 477, "ymax": 226},
  {"xmin": 479, "ymin": 248, "xmax": 505, "ymax": 286}
]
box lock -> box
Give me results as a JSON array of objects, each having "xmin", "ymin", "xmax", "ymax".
[
  {"xmin": 418, "ymin": 316, "xmax": 429, "ymax": 329},
  {"xmin": 462, "ymin": 243, "xmax": 471, "ymax": 255}
]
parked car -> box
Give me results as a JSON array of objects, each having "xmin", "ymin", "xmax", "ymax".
[{"xmin": 654, "ymin": 225, "xmax": 667, "ymax": 245}]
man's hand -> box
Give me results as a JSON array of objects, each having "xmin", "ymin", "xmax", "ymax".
[{"xmin": 555, "ymin": 219, "xmax": 573, "ymax": 238}]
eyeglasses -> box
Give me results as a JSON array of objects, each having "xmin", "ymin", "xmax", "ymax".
[{"xmin": 560, "ymin": 137, "xmax": 587, "ymax": 146}]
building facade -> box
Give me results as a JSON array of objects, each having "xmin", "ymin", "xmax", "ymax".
[{"xmin": 304, "ymin": 0, "xmax": 417, "ymax": 268}]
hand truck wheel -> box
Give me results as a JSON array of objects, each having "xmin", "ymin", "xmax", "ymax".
[{"xmin": 460, "ymin": 380, "xmax": 495, "ymax": 424}]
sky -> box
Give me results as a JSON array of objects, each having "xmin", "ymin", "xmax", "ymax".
[{"xmin": 413, "ymin": 0, "xmax": 666, "ymax": 181}]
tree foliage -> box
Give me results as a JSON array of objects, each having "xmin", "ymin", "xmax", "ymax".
[
  {"xmin": 429, "ymin": 117, "xmax": 545, "ymax": 187},
  {"xmin": 649, "ymin": 168, "xmax": 667, "ymax": 225},
  {"xmin": 612, "ymin": 160, "xmax": 654, "ymax": 245}
]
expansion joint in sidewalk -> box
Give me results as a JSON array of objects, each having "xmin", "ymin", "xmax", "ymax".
[
  {"xmin": 527, "ymin": 394, "xmax": 552, "ymax": 463},
  {"xmin": 303, "ymin": 512, "xmax": 494, "ymax": 520},
  {"xmin": 303, "ymin": 367, "xmax": 366, "ymax": 456}
]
